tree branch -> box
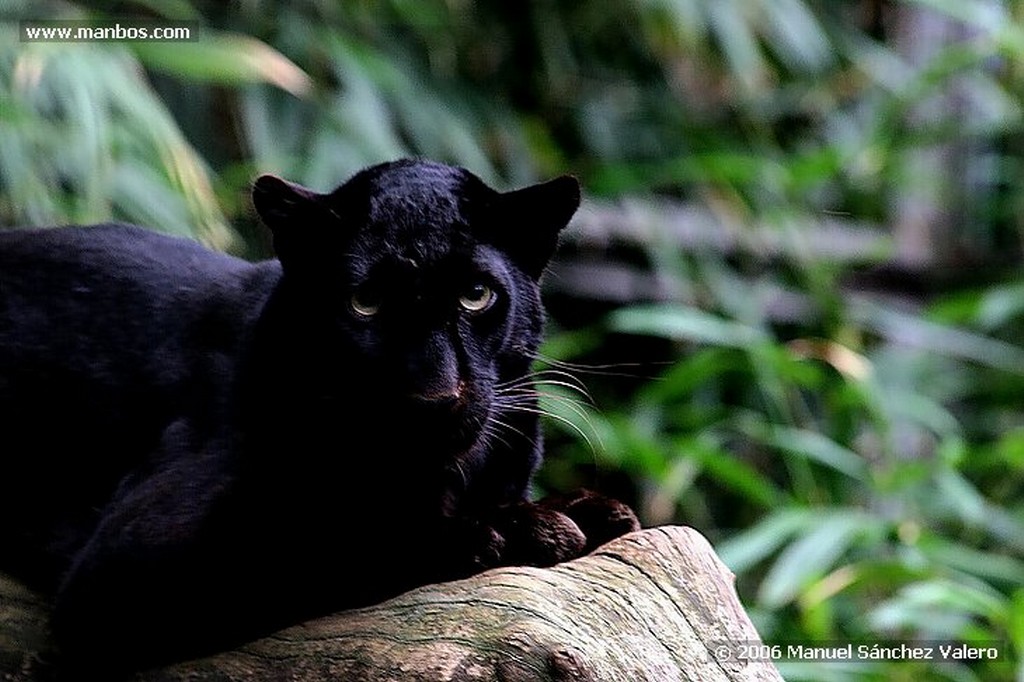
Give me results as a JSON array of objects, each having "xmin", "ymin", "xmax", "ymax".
[{"xmin": 1, "ymin": 527, "xmax": 781, "ymax": 681}]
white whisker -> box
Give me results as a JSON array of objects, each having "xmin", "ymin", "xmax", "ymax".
[
  {"xmin": 520, "ymin": 370, "xmax": 590, "ymax": 394},
  {"xmin": 494, "ymin": 400, "xmax": 597, "ymax": 454},
  {"xmin": 530, "ymin": 350, "xmax": 668, "ymax": 381},
  {"xmin": 500, "ymin": 380, "xmax": 593, "ymax": 403},
  {"xmin": 497, "ymin": 389, "xmax": 591, "ymax": 424},
  {"xmin": 484, "ymin": 414, "xmax": 531, "ymax": 449}
]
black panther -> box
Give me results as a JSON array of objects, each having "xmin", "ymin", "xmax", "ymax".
[{"xmin": 0, "ymin": 159, "xmax": 638, "ymax": 674}]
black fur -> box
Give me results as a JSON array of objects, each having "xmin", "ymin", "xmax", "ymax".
[{"xmin": 0, "ymin": 159, "xmax": 637, "ymax": 674}]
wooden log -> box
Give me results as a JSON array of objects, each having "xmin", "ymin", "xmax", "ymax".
[{"xmin": 0, "ymin": 527, "xmax": 782, "ymax": 681}]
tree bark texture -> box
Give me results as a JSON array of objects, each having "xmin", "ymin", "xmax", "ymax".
[{"xmin": 0, "ymin": 526, "xmax": 782, "ymax": 681}]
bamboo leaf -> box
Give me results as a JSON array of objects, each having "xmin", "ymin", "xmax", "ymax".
[
  {"xmin": 759, "ymin": 511, "xmax": 878, "ymax": 608},
  {"xmin": 133, "ymin": 33, "xmax": 312, "ymax": 96},
  {"xmin": 610, "ymin": 305, "xmax": 768, "ymax": 349},
  {"xmin": 716, "ymin": 507, "xmax": 816, "ymax": 574}
]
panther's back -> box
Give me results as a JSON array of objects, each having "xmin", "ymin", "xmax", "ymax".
[{"xmin": 0, "ymin": 224, "xmax": 275, "ymax": 588}]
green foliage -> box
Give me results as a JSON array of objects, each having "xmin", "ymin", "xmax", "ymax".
[
  {"xmin": 543, "ymin": 265, "xmax": 1024, "ymax": 680},
  {"xmin": 2, "ymin": 0, "xmax": 1024, "ymax": 679}
]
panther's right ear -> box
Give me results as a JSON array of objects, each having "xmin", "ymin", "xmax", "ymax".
[
  {"xmin": 252, "ymin": 174, "xmax": 325, "ymax": 232},
  {"xmin": 253, "ymin": 174, "xmax": 334, "ymax": 267}
]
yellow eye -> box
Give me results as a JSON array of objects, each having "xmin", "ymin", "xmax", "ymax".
[
  {"xmin": 459, "ymin": 283, "xmax": 495, "ymax": 313},
  {"xmin": 350, "ymin": 291, "xmax": 380, "ymax": 317}
]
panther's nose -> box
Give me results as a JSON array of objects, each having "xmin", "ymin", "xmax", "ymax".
[{"xmin": 410, "ymin": 381, "xmax": 466, "ymax": 412}]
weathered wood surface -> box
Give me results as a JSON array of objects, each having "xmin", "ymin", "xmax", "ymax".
[{"xmin": 0, "ymin": 526, "xmax": 782, "ymax": 681}]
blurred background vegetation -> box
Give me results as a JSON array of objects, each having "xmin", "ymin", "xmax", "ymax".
[{"xmin": 2, "ymin": 0, "xmax": 1024, "ymax": 679}]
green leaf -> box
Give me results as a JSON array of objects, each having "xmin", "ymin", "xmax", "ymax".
[
  {"xmin": 1009, "ymin": 589, "xmax": 1024, "ymax": 660},
  {"xmin": 739, "ymin": 419, "xmax": 868, "ymax": 480},
  {"xmin": 133, "ymin": 33, "xmax": 312, "ymax": 96},
  {"xmin": 610, "ymin": 305, "xmax": 768, "ymax": 349},
  {"xmin": 852, "ymin": 299, "xmax": 1024, "ymax": 375},
  {"xmin": 759, "ymin": 0, "xmax": 835, "ymax": 74},
  {"xmin": 759, "ymin": 510, "xmax": 878, "ymax": 608},
  {"xmin": 871, "ymin": 578, "xmax": 1008, "ymax": 632},
  {"xmin": 536, "ymin": 328, "xmax": 604, "ymax": 363},
  {"xmin": 706, "ymin": 1, "xmax": 767, "ymax": 92},
  {"xmin": 682, "ymin": 434, "xmax": 786, "ymax": 508},
  {"xmin": 919, "ymin": 537, "xmax": 1024, "ymax": 586},
  {"xmin": 935, "ymin": 471, "xmax": 1024, "ymax": 554},
  {"xmin": 716, "ymin": 507, "xmax": 816, "ymax": 574}
]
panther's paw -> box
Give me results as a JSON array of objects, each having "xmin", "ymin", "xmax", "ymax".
[
  {"xmin": 490, "ymin": 502, "xmax": 586, "ymax": 567},
  {"xmin": 538, "ymin": 489, "xmax": 640, "ymax": 552}
]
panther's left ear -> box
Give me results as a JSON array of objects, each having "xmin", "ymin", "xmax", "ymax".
[
  {"xmin": 253, "ymin": 174, "xmax": 335, "ymax": 268},
  {"xmin": 493, "ymin": 175, "xmax": 580, "ymax": 280}
]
